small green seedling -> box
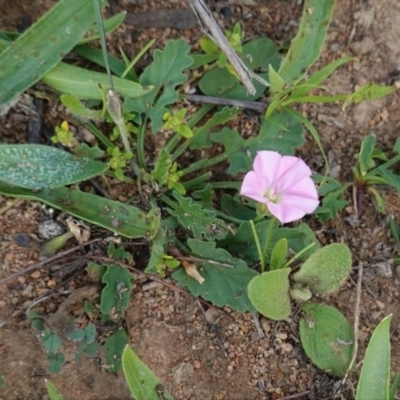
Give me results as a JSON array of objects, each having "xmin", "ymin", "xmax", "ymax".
[{"xmin": 352, "ymin": 135, "xmax": 400, "ymax": 217}]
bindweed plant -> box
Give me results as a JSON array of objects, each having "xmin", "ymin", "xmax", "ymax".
[
  {"xmin": 0, "ymin": 0, "xmax": 398, "ymax": 385},
  {"xmin": 27, "ymin": 242, "xmax": 136, "ymax": 374}
]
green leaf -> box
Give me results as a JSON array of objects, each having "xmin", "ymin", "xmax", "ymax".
[
  {"xmin": 173, "ymin": 239, "xmax": 258, "ymax": 312},
  {"xmin": 103, "ymin": 328, "xmax": 129, "ymax": 372},
  {"xmin": 44, "ymin": 379, "xmax": 64, "ymax": 400},
  {"xmin": 0, "ymin": 182, "xmax": 161, "ymax": 239},
  {"xmin": 42, "ymin": 330, "xmax": 62, "ymax": 352},
  {"xmin": 83, "ymin": 324, "xmax": 96, "ymax": 344},
  {"xmin": 75, "ymin": 143, "xmax": 105, "ymax": 159},
  {"xmin": 145, "ymin": 225, "xmax": 167, "ymax": 274},
  {"xmin": 317, "ymin": 186, "xmax": 350, "ymax": 222},
  {"xmin": 107, "ymin": 242, "xmax": 133, "ymax": 263},
  {"xmin": 0, "ymin": 0, "xmax": 96, "ymax": 106},
  {"xmin": 83, "ymin": 341, "xmax": 101, "ymax": 358},
  {"xmin": 220, "ymin": 194, "xmax": 256, "ymax": 221},
  {"xmin": 293, "ymin": 243, "xmax": 352, "ymax": 295},
  {"xmin": 0, "ymin": 145, "xmax": 107, "ymax": 189},
  {"xmin": 279, "ymin": 0, "xmax": 337, "ymax": 84},
  {"xmin": 300, "ymin": 303, "xmax": 353, "ymax": 377},
  {"xmin": 343, "ymin": 83, "xmax": 396, "ymax": 108},
  {"xmin": 122, "ymin": 345, "xmax": 173, "ymax": 400},
  {"xmin": 389, "ymin": 218, "xmax": 400, "ymax": 243},
  {"xmin": 199, "ymin": 37, "xmax": 279, "ymax": 100},
  {"xmin": 65, "ymin": 328, "xmax": 85, "ymax": 342},
  {"xmin": 73, "ymin": 44, "xmax": 135, "ymax": 80},
  {"xmin": 152, "ymin": 149, "xmax": 172, "ymax": 185},
  {"xmin": 248, "ymin": 268, "xmax": 291, "ymax": 320},
  {"xmin": 356, "ymin": 315, "xmax": 392, "ymax": 400},
  {"xmin": 389, "ymin": 372, "xmax": 400, "ymax": 400},
  {"xmin": 290, "ymin": 56, "xmax": 354, "ymax": 98},
  {"xmin": 220, "ymin": 219, "xmax": 318, "ymax": 265},
  {"xmin": 211, "ymin": 110, "xmax": 304, "ymax": 175},
  {"xmin": 42, "ymin": 62, "xmax": 151, "ymax": 101},
  {"xmin": 124, "ymin": 39, "xmax": 193, "ymax": 133},
  {"xmin": 268, "ymin": 64, "xmax": 285, "ymax": 93},
  {"xmin": 60, "ymin": 94, "xmax": 103, "ymax": 121},
  {"xmin": 358, "ymin": 135, "xmax": 376, "ymax": 175},
  {"xmin": 0, "ymin": 375, "xmax": 4, "ymax": 389},
  {"xmin": 81, "ymin": 11, "xmax": 126, "ymax": 44},
  {"xmin": 101, "ymin": 264, "xmax": 132, "ymax": 322},
  {"xmin": 377, "ymin": 168, "xmax": 400, "ymax": 192},
  {"xmin": 293, "ymin": 222, "xmax": 321, "ymax": 261},
  {"xmin": 270, "ymin": 238, "xmax": 288, "ymax": 270},
  {"xmin": 167, "ymin": 192, "xmax": 229, "ymax": 241},
  {"xmin": 190, "ymin": 106, "xmax": 240, "ymax": 150},
  {"xmin": 394, "ymin": 138, "xmax": 400, "ymax": 155},
  {"xmin": 47, "ymin": 353, "xmax": 66, "ymax": 374},
  {"xmin": 28, "ymin": 310, "xmax": 45, "ymax": 331}
]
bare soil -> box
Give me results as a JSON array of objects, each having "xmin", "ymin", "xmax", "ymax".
[{"xmin": 1, "ymin": 1, "xmax": 400, "ymax": 399}]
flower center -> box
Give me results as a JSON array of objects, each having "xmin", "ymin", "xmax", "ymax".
[{"xmin": 264, "ymin": 187, "xmax": 280, "ymax": 204}]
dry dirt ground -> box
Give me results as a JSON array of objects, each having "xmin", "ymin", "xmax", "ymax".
[{"xmin": 1, "ymin": 0, "xmax": 400, "ymax": 399}]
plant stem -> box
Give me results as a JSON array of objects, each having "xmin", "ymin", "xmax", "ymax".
[
  {"xmin": 205, "ymin": 181, "xmax": 241, "ymax": 190},
  {"xmin": 262, "ymin": 217, "xmax": 277, "ymax": 269},
  {"xmin": 250, "ymin": 220, "xmax": 265, "ymax": 272},
  {"xmin": 283, "ymin": 242, "xmax": 315, "ymax": 269},
  {"xmin": 137, "ymin": 117, "xmax": 147, "ymax": 168},
  {"xmin": 215, "ymin": 210, "xmax": 245, "ymax": 224},
  {"xmin": 181, "ymin": 153, "xmax": 226, "ymax": 176},
  {"xmin": 183, "ymin": 172, "xmax": 212, "ymax": 190},
  {"xmin": 83, "ymin": 121, "xmax": 114, "ymax": 149}
]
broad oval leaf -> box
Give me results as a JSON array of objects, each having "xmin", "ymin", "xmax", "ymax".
[
  {"xmin": 247, "ymin": 268, "xmax": 291, "ymax": 320},
  {"xmin": 293, "ymin": 243, "xmax": 351, "ymax": 295},
  {"xmin": 0, "ymin": 145, "xmax": 107, "ymax": 189},
  {"xmin": 300, "ymin": 303, "xmax": 353, "ymax": 377}
]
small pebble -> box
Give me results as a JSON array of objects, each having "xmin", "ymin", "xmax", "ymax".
[
  {"xmin": 261, "ymin": 318, "xmax": 271, "ymax": 334},
  {"xmin": 30, "ymin": 270, "xmax": 41, "ymax": 279},
  {"xmin": 38, "ymin": 220, "xmax": 65, "ymax": 239},
  {"xmin": 46, "ymin": 278, "xmax": 57, "ymax": 288},
  {"xmin": 376, "ymin": 262, "xmax": 392, "ymax": 278},
  {"xmin": 376, "ymin": 300, "xmax": 385, "ymax": 310},
  {"xmin": 14, "ymin": 233, "xmax": 31, "ymax": 247},
  {"xmin": 371, "ymin": 311, "xmax": 382, "ymax": 320}
]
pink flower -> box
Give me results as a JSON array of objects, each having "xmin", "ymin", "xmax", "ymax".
[{"xmin": 240, "ymin": 151, "xmax": 319, "ymax": 224}]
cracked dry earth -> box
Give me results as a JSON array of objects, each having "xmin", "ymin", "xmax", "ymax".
[{"xmin": 1, "ymin": 0, "xmax": 400, "ymax": 399}]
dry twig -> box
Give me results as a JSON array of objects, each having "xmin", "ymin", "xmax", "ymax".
[{"xmin": 187, "ymin": 0, "xmax": 269, "ymax": 95}]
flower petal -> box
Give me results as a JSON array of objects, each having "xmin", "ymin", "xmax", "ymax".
[
  {"xmin": 240, "ymin": 171, "xmax": 269, "ymax": 204},
  {"xmin": 252, "ymin": 151, "xmax": 283, "ymax": 191},
  {"xmin": 274, "ymin": 156, "xmax": 313, "ymax": 193}
]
